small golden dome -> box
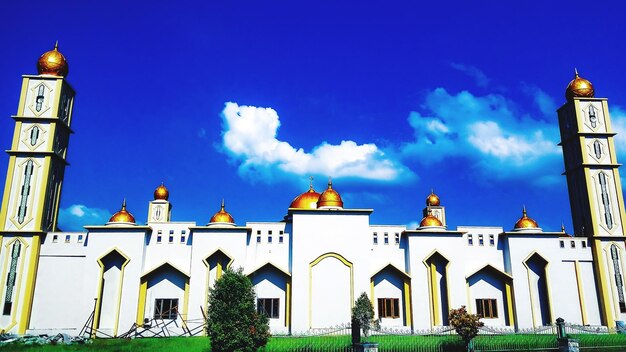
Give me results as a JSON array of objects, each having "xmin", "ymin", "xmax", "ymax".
[
  {"xmin": 154, "ymin": 183, "xmax": 169, "ymax": 200},
  {"xmin": 419, "ymin": 210, "xmax": 443, "ymax": 228},
  {"xmin": 565, "ymin": 69, "xmax": 594, "ymax": 101},
  {"xmin": 426, "ymin": 190, "xmax": 440, "ymax": 206},
  {"xmin": 514, "ymin": 207, "xmax": 539, "ymax": 229},
  {"xmin": 317, "ymin": 178, "xmax": 344, "ymax": 208},
  {"xmin": 290, "ymin": 183, "xmax": 321, "ymax": 209},
  {"xmin": 37, "ymin": 41, "xmax": 69, "ymax": 77},
  {"xmin": 108, "ymin": 199, "xmax": 136, "ymax": 224},
  {"xmin": 209, "ymin": 199, "xmax": 235, "ymax": 224}
]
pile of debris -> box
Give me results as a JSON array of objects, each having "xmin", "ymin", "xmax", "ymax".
[{"xmin": 0, "ymin": 333, "xmax": 91, "ymax": 346}]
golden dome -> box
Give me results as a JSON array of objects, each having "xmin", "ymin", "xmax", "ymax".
[
  {"xmin": 514, "ymin": 207, "xmax": 539, "ymax": 229},
  {"xmin": 290, "ymin": 183, "xmax": 321, "ymax": 209},
  {"xmin": 209, "ymin": 199, "xmax": 235, "ymax": 224},
  {"xmin": 317, "ymin": 178, "xmax": 344, "ymax": 208},
  {"xmin": 37, "ymin": 41, "xmax": 69, "ymax": 77},
  {"xmin": 426, "ymin": 190, "xmax": 440, "ymax": 206},
  {"xmin": 108, "ymin": 199, "xmax": 136, "ymax": 224},
  {"xmin": 154, "ymin": 183, "xmax": 169, "ymax": 200},
  {"xmin": 419, "ymin": 211, "xmax": 443, "ymax": 228},
  {"xmin": 565, "ymin": 69, "xmax": 594, "ymax": 101}
]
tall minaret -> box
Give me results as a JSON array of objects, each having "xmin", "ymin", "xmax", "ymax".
[
  {"xmin": 148, "ymin": 183, "xmax": 172, "ymax": 223},
  {"xmin": 558, "ymin": 70, "xmax": 626, "ymax": 327},
  {"xmin": 0, "ymin": 44, "xmax": 74, "ymax": 333}
]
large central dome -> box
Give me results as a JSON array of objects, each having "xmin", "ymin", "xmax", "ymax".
[{"xmin": 290, "ymin": 184, "xmax": 321, "ymax": 209}]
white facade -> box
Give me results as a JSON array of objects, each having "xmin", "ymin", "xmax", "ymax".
[{"xmin": 1, "ymin": 49, "xmax": 626, "ymax": 337}]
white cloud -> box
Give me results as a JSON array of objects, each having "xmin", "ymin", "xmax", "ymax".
[
  {"xmin": 521, "ymin": 83, "xmax": 557, "ymax": 117},
  {"xmin": 611, "ymin": 106, "xmax": 626, "ymax": 154},
  {"xmin": 406, "ymin": 221, "xmax": 420, "ymax": 230},
  {"xmin": 58, "ymin": 204, "xmax": 111, "ymax": 231},
  {"xmin": 450, "ymin": 63, "xmax": 490, "ymax": 88},
  {"xmin": 220, "ymin": 102, "xmax": 415, "ymax": 183},
  {"xmin": 402, "ymin": 88, "xmax": 561, "ymax": 181}
]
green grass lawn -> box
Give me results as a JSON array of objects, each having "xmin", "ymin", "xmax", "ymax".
[{"xmin": 2, "ymin": 333, "xmax": 626, "ymax": 352}]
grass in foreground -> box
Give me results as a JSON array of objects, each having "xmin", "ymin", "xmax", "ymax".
[{"xmin": 2, "ymin": 333, "xmax": 626, "ymax": 351}]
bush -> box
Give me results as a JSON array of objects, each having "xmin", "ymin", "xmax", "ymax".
[
  {"xmin": 351, "ymin": 292, "xmax": 379, "ymax": 341},
  {"xmin": 206, "ymin": 268, "xmax": 270, "ymax": 352},
  {"xmin": 449, "ymin": 306, "xmax": 484, "ymax": 350}
]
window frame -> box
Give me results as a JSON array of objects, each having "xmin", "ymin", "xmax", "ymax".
[
  {"xmin": 475, "ymin": 298, "xmax": 498, "ymax": 318},
  {"xmin": 257, "ymin": 298, "xmax": 280, "ymax": 319},
  {"xmin": 153, "ymin": 298, "xmax": 179, "ymax": 320},
  {"xmin": 377, "ymin": 297, "xmax": 400, "ymax": 319}
]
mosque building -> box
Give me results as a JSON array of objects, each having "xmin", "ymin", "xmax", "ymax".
[{"xmin": 0, "ymin": 45, "xmax": 625, "ymax": 336}]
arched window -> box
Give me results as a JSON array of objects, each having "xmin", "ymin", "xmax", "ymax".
[{"xmin": 610, "ymin": 244, "xmax": 626, "ymax": 313}]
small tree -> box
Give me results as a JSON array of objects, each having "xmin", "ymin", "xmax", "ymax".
[
  {"xmin": 351, "ymin": 292, "xmax": 380, "ymax": 342},
  {"xmin": 449, "ymin": 306, "xmax": 484, "ymax": 351},
  {"xmin": 206, "ymin": 268, "xmax": 270, "ymax": 352}
]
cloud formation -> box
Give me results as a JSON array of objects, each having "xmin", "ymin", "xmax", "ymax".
[
  {"xmin": 220, "ymin": 102, "xmax": 415, "ymax": 183},
  {"xmin": 402, "ymin": 88, "xmax": 561, "ymax": 181},
  {"xmin": 58, "ymin": 204, "xmax": 111, "ymax": 231},
  {"xmin": 450, "ymin": 63, "xmax": 490, "ymax": 88}
]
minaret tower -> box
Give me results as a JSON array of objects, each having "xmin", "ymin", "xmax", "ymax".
[
  {"xmin": 0, "ymin": 44, "xmax": 74, "ymax": 333},
  {"xmin": 148, "ymin": 183, "xmax": 171, "ymax": 223},
  {"xmin": 558, "ymin": 70, "xmax": 626, "ymax": 327}
]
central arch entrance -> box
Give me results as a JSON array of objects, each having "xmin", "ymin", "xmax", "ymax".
[{"xmin": 309, "ymin": 253, "xmax": 353, "ymax": 328}]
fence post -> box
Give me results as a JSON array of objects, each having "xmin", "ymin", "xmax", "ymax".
[
  {"xmin": 352, "ymin": 319, "xmax": 361, "ymax": 344},
  {"xmin": 556, "ymin": 318, "xmax": 579, "ymax": 352}
]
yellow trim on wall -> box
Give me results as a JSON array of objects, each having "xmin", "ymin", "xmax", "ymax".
[
  {"xmin": 592, "ymin": 239, "xmax": 614, "ymax": 326},
  {"xmin": 136, "ymin": 279, "xmax": 147, "ymax": 326},
  {"xmin": 430, "ymin": 261, "xmax": 440, "ymax": 326},
  {"xmin": 10, "ymin": 121, "xmax": 21, "ymax": 154},
  {"xmin": 16, "ymin": 77, "xmax": 29, "ymax": 116},
  {"xmin": 403, "ymin": 278, "xmax": 412, "ymax": 327},
  {"xmin": 17, "ymin": 235, "xmax": 39, "ymax": 334},
  {"xmin": 308, "ymin": 252, "xmax": 353, "ymax": 329},
  {"xmin": 93, "ymin": 248, "xmax": 130, "ymax": 337},
  {"xmin": 216, "ymin": 260, "xmax": 222, "ymax": 279},
  {"xmin": 0, "ymin": 156, "xmax": 17, "ymax": 228},
  {"xmin": 182, "ymin": 281, "xmax": 190, "ymax": 332},
  {"xmin": 422, "ymin": 251, "xmax": 451, "ymax": 328},
  {"xmin": 504, "ymin": 281, "xmax": 515, "ymax": 327},
  {"xmin": 285, "ymin": 281, "xmax": 291, "ymax": 329},
  {"xmin": 574, "ymin": 261, "xmax": 588, "ymax": 325}
]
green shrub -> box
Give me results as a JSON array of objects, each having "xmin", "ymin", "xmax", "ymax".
[{"xmin": 207, "ymin": 268, "xmax": 270, "ymax": 352}]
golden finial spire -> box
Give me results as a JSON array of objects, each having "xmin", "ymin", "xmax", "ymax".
[
  {"xmin": 574, "ymin": 67, "xmax": 579, "ymax": 77},
  {"xmin": 327, "ymin": 176, "xmax": 333, "ymax": 189},
  {"xmin": 309, "ymin": 176, "xmax": 314, "ymax": 190},
  {"xmin": 122, "ymin": 198, "xmax": 127, "ymax": 210},
  {"xmin": 54, "ymin": 40, "xmax": 59, "ymax": 51},
  {"xmin": 221, "ymin": 198, "xmax": 225, "ymax": 210},
  {"xmin": 522, "ymin": 205, "xmax": 527, "ymax": 217}
]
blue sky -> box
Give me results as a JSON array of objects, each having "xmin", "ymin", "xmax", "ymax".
[{"xmin": 1, "ymin": 1, "xmax": 625, "ymax": 232}]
